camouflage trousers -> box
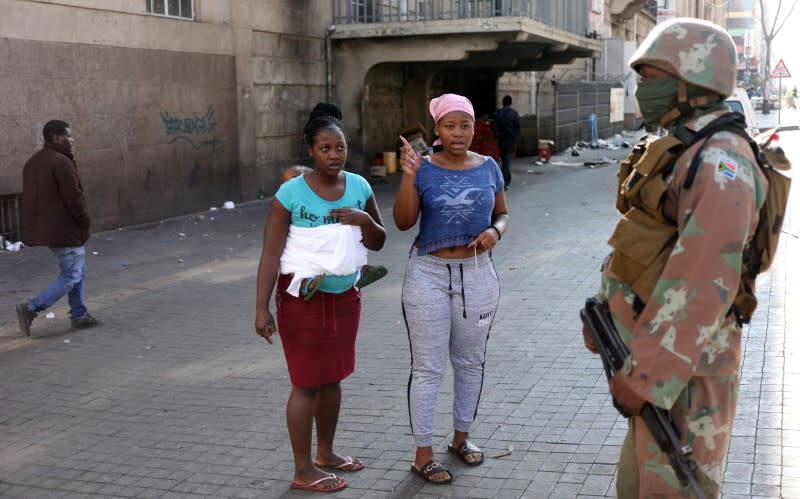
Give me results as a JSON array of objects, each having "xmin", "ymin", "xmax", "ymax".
[{"xmin": 616, "ymin": 374, "xmax": 739, "ymax": 498}]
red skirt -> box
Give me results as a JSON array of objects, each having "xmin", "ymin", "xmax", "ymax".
[{"xmin": 275, "ymin": 274, "xmax": 361, "ymax": 388}]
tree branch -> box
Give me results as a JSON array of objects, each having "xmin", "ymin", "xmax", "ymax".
[
  {"xmin": 773, "ymin": 1, "xmax": 797, "ymax": 36},
  {"xmin": 760, "ymin": 0, "xmax": 770, "ymax": 41}
]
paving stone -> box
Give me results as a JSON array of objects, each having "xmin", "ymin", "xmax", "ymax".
[{"xmin": 1, "ymin": 145, "xmax": 798, "ymax": 498}]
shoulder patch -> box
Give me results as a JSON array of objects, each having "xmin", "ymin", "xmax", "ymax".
[{"xmin": 716, "ymin": 155, "xmax": 738, "ymax": 180}]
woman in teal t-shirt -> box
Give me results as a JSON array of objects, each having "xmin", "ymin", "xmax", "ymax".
[{"xmin": 254, "ymin": 103, "xmax": 387, "ymax": 493}]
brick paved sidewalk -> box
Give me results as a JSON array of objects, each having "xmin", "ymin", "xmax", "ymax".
[{"xmin": 0, "ymin": 137, "xmax": 797, "ymax": 498}]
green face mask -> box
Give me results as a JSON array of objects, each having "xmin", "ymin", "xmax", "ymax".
[{"xmin": 635, "ymin": 76, "xmax": 679, "ymax": 126}]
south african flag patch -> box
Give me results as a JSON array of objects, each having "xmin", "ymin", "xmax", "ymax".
[{"xmin": 717, "ymin": 155, "xmax": 738, "ymax": 180}]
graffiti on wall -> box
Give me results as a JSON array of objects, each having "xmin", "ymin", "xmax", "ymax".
[{"xmin": 160, "ymin": 106, "xmax": 224, "ymax": 153}]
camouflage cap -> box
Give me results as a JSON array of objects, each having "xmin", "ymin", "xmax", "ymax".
[{"xmin": 629, "ymin": 18, "xmax": 737, "ymax": 98}]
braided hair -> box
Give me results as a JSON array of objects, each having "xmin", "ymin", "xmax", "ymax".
[{"xmin": 302, "ymin": 103, "xmax": 345, "ymax": 147}]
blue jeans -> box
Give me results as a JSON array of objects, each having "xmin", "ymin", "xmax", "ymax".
[{"xmin": 29, "ymin": 246, "xmax": 88, "ymax": 320}]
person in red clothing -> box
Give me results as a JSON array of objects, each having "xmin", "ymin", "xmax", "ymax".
[{"xmin": 15, "ymin": 120, "xmax": 100, "ymax": 336}]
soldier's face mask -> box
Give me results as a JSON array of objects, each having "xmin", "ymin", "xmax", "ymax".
[{"xmin": 635, "ymin": 76, "xmax": 679, "ymax": 126}]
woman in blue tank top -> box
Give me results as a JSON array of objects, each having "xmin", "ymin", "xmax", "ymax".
[{"xmin": 394, "ymin": 94, "xmax": 509, "ymax": 485}]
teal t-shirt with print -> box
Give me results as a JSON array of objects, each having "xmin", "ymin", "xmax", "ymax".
[{"xmin": 275, "ymin": 171, "xmax": 373, "ymax": 293}]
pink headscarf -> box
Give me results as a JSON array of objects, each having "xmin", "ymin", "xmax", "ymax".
[{"xmin": 429, "ymin": 93, "xmax": 475, "ymax": 123}]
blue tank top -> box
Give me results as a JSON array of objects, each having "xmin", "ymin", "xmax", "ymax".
[
  {"xmin": 414, "ymin": 156, "xmax": 504, "ymax": 255},
  {"xmin": 275, "ymin": 171, "xmax": 373, "ymax": 293}
]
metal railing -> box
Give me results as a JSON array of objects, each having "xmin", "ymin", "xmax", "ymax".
[
  {"xmin": 332, "ymin": 0, "xmax": 590, "ymax": 36},
  {"xmin": 0, "ymin": 193, "xmax": 22, "ymax": 245}
]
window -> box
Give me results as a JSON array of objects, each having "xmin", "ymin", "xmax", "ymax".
[
  {"xmin": 351, "ymin": 0, "xmax": 377, "ymax": 23},
  {"xmin": 146, "ymin": 0, "xmax": 193, "ymax": 19}
]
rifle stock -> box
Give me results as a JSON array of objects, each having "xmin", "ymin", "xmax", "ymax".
[{"xmin": 580, "ymin": 297, "xmax": 707, "ymax": 499}]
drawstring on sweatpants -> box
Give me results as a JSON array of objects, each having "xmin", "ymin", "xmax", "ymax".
[
  {"xmin": 459, "ymin": 263, "xmax": 466, "ymax": 319},
  {"xmin": 446, "ymin": 264, "xmax": 453, "ymax": 291},
  {"xmin": 445, "ymin": 263, "xmax": 467, "ymax": 319}
]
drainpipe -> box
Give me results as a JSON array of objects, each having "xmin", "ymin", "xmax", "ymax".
[
  {"xmin": 325, "ymin": 25, "xmax": 335, "ymax": 103},
  {"xmin": 553, "ymin": 78, "xmax": 559, "ymax": 151}
]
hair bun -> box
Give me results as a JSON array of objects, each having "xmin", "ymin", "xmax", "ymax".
[{"xmin": 310, "ymin": 102, "xmax": 342, "ymax": 122}]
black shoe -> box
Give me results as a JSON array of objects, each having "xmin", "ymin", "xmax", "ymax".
[
  {"xmin": 71, "ymin": 313, "xmax": 101, "ymax": 329},
  {"xmin": 15, "ymin": 303, "xmax": 37, "ymax": 337}
]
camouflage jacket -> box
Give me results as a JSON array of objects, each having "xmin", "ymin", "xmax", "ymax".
[{"xmin": 601, "ymin": 108, "xmax": 767, "ymax": 410}]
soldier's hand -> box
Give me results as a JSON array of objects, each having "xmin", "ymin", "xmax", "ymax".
[
  {"xmin": 610, "ymin": 370, "xmax": 646, "ymax": 416},
  {"xmin": 582, "ymin": 324, "xmax": 598, "ymax": 354}
]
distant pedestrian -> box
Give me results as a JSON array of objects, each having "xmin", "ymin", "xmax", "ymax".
[
  {"xmin": 492, "ymin": 95, "xmax": 520, "ymax": 189},
  {"xmin": 255, "ymin": 103, "xmax": 387, "ymax": 493},
  {"xmin": 15, "ymin": 120, "xmax": 100, "ymax": 336},
  {"xmin": 394, "ymin": 93, "xmax": 509, "ymax": 485}
]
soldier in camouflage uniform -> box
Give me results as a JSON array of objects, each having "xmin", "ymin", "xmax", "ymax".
[{"xmin": 583, "ymin": 18, "xmax": 768, "ymax": 498}]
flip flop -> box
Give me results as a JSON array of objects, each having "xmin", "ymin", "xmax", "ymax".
[
  {"xmin": 447, "ymin": 440, "xmax": 485, "ymax": 466},
  {"xmin": 315, "ymin": 455, "xmax": 365, "ymax": 472},
  {"xmin": 355, "ymin": 265, "xmax": 387, "ymax": 288},
  {"xmin": 410, "ymin": 459, "xmax": 452, "ymax": 485},
  {"xmin": 290, "ymin": 474, "xmax": 347, "ymax": 493},
  {"xmin": 302, "ymin": 275, "xmax": 325, "ymax": 302}
]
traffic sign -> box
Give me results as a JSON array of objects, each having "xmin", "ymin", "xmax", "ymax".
[{"xmin": 771, "ymin": 59, "xmax": 791, "ymax": 78}]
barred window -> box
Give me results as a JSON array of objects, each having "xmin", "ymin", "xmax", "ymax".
[{"xmin": 146, "ymin": 0, "xmax": 193, "ymax": 20}]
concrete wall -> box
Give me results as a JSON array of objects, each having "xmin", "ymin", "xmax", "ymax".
[
  {"xmin": 0, "ymin": 40, "xmax": 238, "ymax": 231},
  {"xmin": 233, "ymin": 0, "xmax": 330, "ymax": 201},
  {"xmin": 0, "ymin": 0, "xmax": 334, "ymax": 231},
  {"xmin": 363, "ymin": 63, "xmax": 405, "ymax": 164}
]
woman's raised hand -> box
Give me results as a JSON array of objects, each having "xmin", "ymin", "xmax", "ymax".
[{"xmin": 399, "ymin": 135, "xmax": 422, "ymax": 175}]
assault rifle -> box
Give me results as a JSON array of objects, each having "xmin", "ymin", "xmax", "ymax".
[{"xmin": 580, "ymin": 297, "xmax": 707, "ymax": 499}]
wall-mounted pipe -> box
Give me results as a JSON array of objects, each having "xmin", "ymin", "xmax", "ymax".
[{"xmin": 325, "ymin": 25, "xmax": 335, "ymax": 103}]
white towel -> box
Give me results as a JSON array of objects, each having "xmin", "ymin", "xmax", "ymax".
[{"xmin": 280, "ymin": 223, "xmax": 368, "ymax": 297}]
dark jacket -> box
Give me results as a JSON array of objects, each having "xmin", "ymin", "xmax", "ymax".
[
  {"xmin": 22, "ymin": 144, "xmax": 91, "ymax": 247},
  {"xmin": 492, "ymin": 106, "xmax": 521, "ymax": 150}
]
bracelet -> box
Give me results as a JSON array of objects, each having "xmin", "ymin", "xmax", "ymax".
[{"xmin": 489, "ymin": 225, "xmax": 502, "ymax": 240}]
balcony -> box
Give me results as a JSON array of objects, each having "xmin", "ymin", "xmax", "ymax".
[
  {"xmin": 329, "ymin": 0, "xmax": 599, "ymax": 72},
  {"xmin": 332, "ymin": 0, "xmax": 590, "ymax": 37}
]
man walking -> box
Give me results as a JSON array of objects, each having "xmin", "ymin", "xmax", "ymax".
[
  {"xmin": 15, "ymin": 120, "xmax": 100, "ymax": 336},
  {"xmin": 492, "ymin": 95, "xmax": 520, "ymax": 189}
]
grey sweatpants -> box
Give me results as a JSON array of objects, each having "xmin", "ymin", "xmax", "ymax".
[{"xmin": 402, "ymin": 250, "xmax": 499, "ymax": 448}]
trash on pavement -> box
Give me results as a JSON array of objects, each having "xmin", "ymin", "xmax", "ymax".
[
  {"xmin": 46, "ymin": 312, "xmax": 55, "ymax": 319},
  {"xmin": 1, "ymin": 239, "xmax": 25, "ymax": 252},
  {"xmin": 584, "ymin": 158, "xmax": 616, "ymax": 169},
  {"xmin": 223, "ymin": 201, "xmax": 235, "ymax": 210},
  {"xmin": 491, "ymin": 444, "xmax": 514, "ymax": 459}
]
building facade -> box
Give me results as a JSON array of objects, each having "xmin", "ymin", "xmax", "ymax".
[
  {"xmin": 1, "ymin": 0, "xmax": 329, "ymax": 232},
  {"xmin": 1, "ymin": 0, "xmax": 605, "ymax": 233},
  {"xmin": 725, "ymin": 0, "xmax": 765, "ymax": 94}
]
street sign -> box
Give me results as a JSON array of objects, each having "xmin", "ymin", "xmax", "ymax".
[{"xmin": 771, "ymin": 59, "xmax": 791, "ymax": 78}]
